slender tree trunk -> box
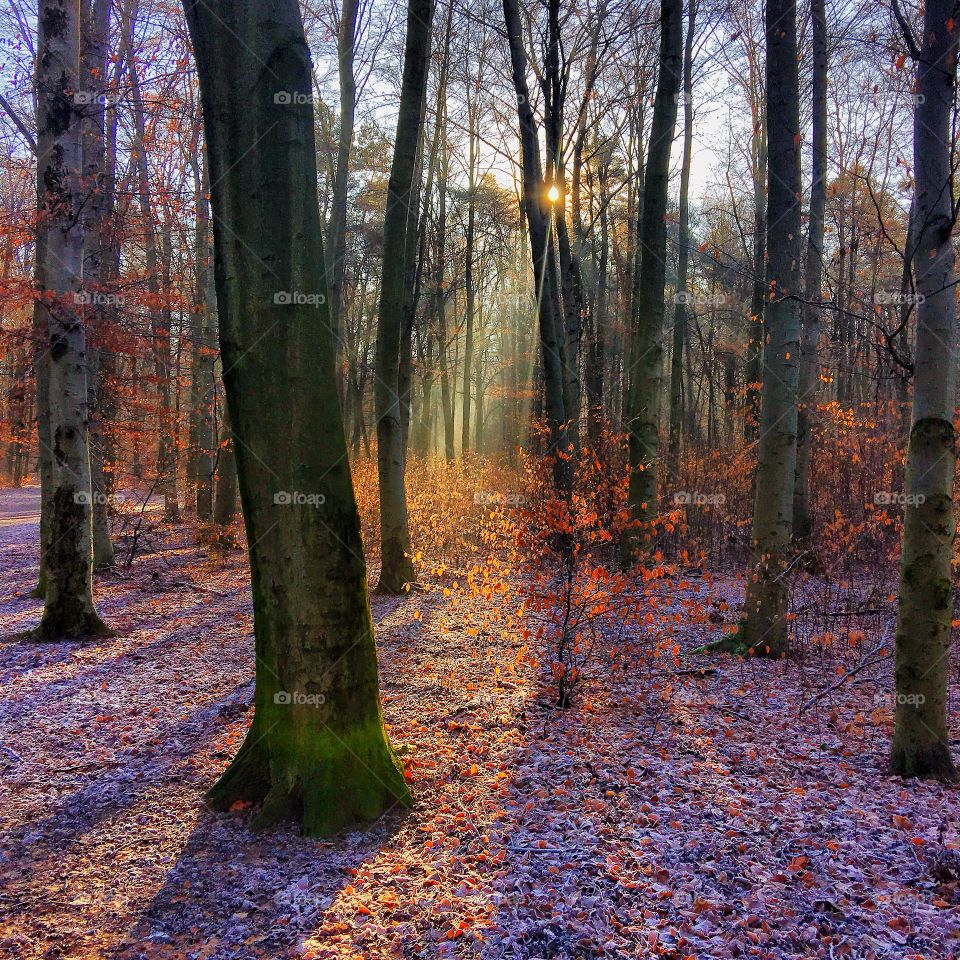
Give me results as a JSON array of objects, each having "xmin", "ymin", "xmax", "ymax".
[
  {"xmin": 744, "ymin": 131, "xmax": 766, "ymax": 444},
  {"xmin": 502, "ymin": 0, "xmax": 569, "ymax": 488},
  {"xmin": 35, "ymin": 0, "xmax": 110, "ymax": 639},
  {"xmin": 667, "ymin": 0, "xmax": 696, "ymax": 478},
  {"xmin": 461, "ymin": 90, "xmax": 478, "ymax": 455},
  {"xmin": 739, "ymin": 0, "xmax": 803, "ymax": 655},
  {"xmin": 190, "ymin": 151, "xmax": 216, "ymax": 520},
  {"xmin": 374, "ymin": 0, "xmax": 433, "ymax": 593},
  {"xmin": 585, "ymin": 160, "xmax": 609, "ymax": 442},
  {"xmin": 621, "ymin": 0, "xmax": 682, "ymax": 562},
  {"xmin": 184, "ymin": 0, "xmax": 410, "ymax": 833},
  {"xmin": 889, "ymin": 0, "xmax": 959, "ymax": 782},
  {"xmin": 212, "ymin": 404, "xmax": 238, "ymax": 528},
  {"xmin": 793, "ymin": 0, "xmax": 827, "ymax": 542},
  {"xmin": 328, "ymin": 0, "xmax": 359, "ymax": 351},
  {"xmin": 81, "ymin": 0, "xmax": 114, "ymax": 569}
]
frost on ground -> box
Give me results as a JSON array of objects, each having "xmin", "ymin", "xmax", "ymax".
[{"xmin": 0, "ymin": 504, "xmax": 958, "ymax": 959}]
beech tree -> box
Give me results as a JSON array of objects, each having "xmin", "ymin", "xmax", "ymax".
[
  {"xmin": 502, "ymin": 0, "xmax": 571, "ymax": 489},
  {"xmin": 793, "ymin": 0, "xmax": 827, "ymax": 542},
  {"xmin": 183, "ymin": 0, "xmax": 410, "ymax": 833},
  {"xmin": 621, "ymin": 0, "xmax": 682, "ymax": 561},
  {"xmin": 737, "ymin": 0, "xmax": 802, "ymax": 655},
  {"xmin": 667, "ymin": 0, "xmax": 697, "ymax": 476},
  {"xmin": 889, "ymin": 0, "xmax": 959, "ymax": 781},
  {"xmin": 374, "ymin": 0, "xmax": 433, "ymax": 594},
  {"xmin": 34, "ymin": 0, "xmax": 110, "ymax": 640}
]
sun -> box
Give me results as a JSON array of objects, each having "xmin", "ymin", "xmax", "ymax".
[{"xmin": 547, "ymin": 184, "xmax": 560, "ymax": 203}]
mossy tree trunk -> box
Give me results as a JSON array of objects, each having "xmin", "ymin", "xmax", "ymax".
[
  {"xmin": 374, "ymin": 0, "xmax": 433, "ymax": 594},
  {"xmin": 183, "ymin": 0, "xmax": 411, "ymax": 833},
  {"xmin": 35, "ymin": 0, "xmax": 110, "ymax": 640},
  {"xmin": 739, "ymin": 0, "xmax": 802, "ymax": 656},
  {"xmin": 621, "ymin": 0, "xmax": 682, "ymax": 564},
  {"xmin": 889, "ymin": 0, "xmax": 959, "ymax": 782}
]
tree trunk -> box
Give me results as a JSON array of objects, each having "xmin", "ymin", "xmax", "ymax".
[
  {"xmin": 667, "ymin": 0, "xmax": 696, "ymax": 477},
  {"xmin": 744, "ymin": 128, "xmax": 766, "ymax": 444},
  {"xmin": 739, "ymin": 0, "xmax": 803, "ymax": 655},
  {"xmin": 373, "ymin": 0, "xmax": 433, "ymax": 593},
  {"xmin": 461, "ymin": 84, "xmax": 478, "ymax": 455},
  {"xmin": 81, "ymin": 0, "xmax": 115, "ymax": 570},
  {"xmin": 502, "ymin": 0, "xmax": 569, "ymax": 488},
  {"xmin": 621, "ymin": 0, "xmax": 682, "ymax": 562},
  {"xmin": 327, "ymin": 0, "xmax": 359, "ymax": 347},
  {"xmin": 183, "ymin": 0, "xmax": 410, "ymax": 833},
  {"xmin": 889, "ymin": 0, "xmax": 959, "ymax": 782},
  {"xmin": 213, "ymin": 404, "xmax": 238, "ymax": 528},
  {"xmin": 190, "ymin": 151, "xmax": 216, "ymax": 521},
  {"xmin": 792, "ymin": 0, "xmax": 827, "ymax": 542},
  {"xmin": 35, "ymin": 0, "xmax": 110, "ymax": 639}
]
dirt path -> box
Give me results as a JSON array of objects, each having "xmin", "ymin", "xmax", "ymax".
[{"xmin": 0, "ymin": 524, "xmax": 958, "ymax": 959}]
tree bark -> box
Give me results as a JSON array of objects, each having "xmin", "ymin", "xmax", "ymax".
[
  {"xmin": 502, "ymin": 0, "xmax": 570, "ymax": 488},
  {"xmin": 373, "ymin": 0, "xmax": 432, "ymax": 593},
  {"xmin": 889, "ymin": 0, "xmax": 959, "ymax": 782},
  {"xmin": 184, "ymin": 0, "xmax": 410, "ymax": 833},
  {"xmin": 621, "ymin": 0, "xmax": 682, "ymax": 562},
  {"xmin": 327, "ymin": 0, "xmax": 359, "ymax": 345},
  {"xmin": 189, "ymin": 150, "xmax": 216, "ymax": 521},
  {"xmin": 739, "ymin": 0, "xmax": 803, "ymax": 655},
  {"xmin": 35, "ymin": 0, "xmax": 110, "ymax": 639},
  {"xmin": 667, "ymin": 0, "xmax": 696, "ymax": 477},
  {"xmin": 793, "ymin": 0, "xmax": 827, "ymax": 541},
  {"xmin": 81, "ymin": 0, "xmax": 115, "ymax": 569}
]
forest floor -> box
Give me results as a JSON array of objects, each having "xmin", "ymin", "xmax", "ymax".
[{"xmin": 1, "ymin": 487, "xmax": 959, "ymax": 959}]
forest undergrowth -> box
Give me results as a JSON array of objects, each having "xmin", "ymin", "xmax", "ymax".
[{"xmin": 2, "ymin": 414, "xmax": 959, "ymax": 959}]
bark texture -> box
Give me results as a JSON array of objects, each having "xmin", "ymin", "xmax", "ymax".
[
  {"xmin": 184, "ymin": 0, "xmax": 410, "ymax": 833},
  {"xmin": 793, "ymin": 0, "xmax": 827, "ymax": 541},
  {"xmin": 621, "ymin": 0, "xmax": 682, "ymax": 563},
  {"xmin": 739, "ymin": 0, "xmax": 803, "ymax": 655},
  {"xmin": 35, "ymin": 0, "xmax": 110, "ymax": 639},
  {"xmin": 889, "ymin": 0, "xmax": 959, "ymax": 781},
  {"xmin": 374, "ymin": 0, "xmax": 432, "ymax": 593}
]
